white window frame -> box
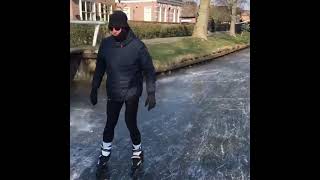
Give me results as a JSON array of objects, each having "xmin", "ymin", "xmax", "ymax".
[
  {"xmin": 123, "ymin": 7, "xmax": 131, "ymax": 20},
  {"xmin": 144, "ymin": 6, "xmax": 152, "ymax": 21},
  {"xmin": 158, "ymin": 7, "xmax": 162, "ymax": 22},
  {"xmin": 100, "ymin": 3, "xmax": 108, "ymax": 21},
  {"xmin": 79, "ymin": 0, "xmax": 111, "ymax": 21},
  {"xmin": 173, "ymin": 8, "xmax": 176, "ymax": 22},
  {"xmin": 164, "ymin": 7, "xmax": 167, "ymax": 22},
  {"xmin": 177, "ymin": 8, "xmax": 180, "ymax": 23},
  {"xmin": 79, "ymin": 0, "xmax": 94, "ymax": 21}
]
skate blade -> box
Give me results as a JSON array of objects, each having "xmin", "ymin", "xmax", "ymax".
[
  {"xmin": 96, "ymin": 166, "xmax": 111, "ymax": 180},
  {"xmin": 130, "ymin": 163, "xmax": 143, "ymax": 178}
]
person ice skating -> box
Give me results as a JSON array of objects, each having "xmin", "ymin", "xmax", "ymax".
[{"xmin": 90, "ymin": 10, "xmax": 156, "ymax": 170}]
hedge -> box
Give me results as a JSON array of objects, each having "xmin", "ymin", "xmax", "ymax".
[{"xmin": 70, "ymin": 21, "xmax": 194, "ymax": 48}]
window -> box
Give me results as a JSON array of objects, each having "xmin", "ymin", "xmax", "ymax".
[
  {"xmin": 96, "ymin": 3, "xmax": 101, "ymax": 21},
  {"xmin": 123, "ymin": 7, "xmax": 131, "ymax": 20},
  {"xmin": 80, "ymin": 1, "xmax": 95, "ymax": 20},
  {"xmin": 97, "ymin": 3, "xmax": 109, "ymax": 21},
  {"xmin": 144, "ymin": 7, "xmax": 152, "ymax": 21},
  {"xmin": 79, "ymin": 0, "xmax": 111, "ymax": 21},
  {"xmin": 157, "ymin": 7, "xmax": 161, "ymax": 22}
]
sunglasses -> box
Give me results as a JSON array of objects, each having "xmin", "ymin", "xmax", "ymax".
[{"xmin": 109, "ymin": 27, "xmax": 121, "ymax": 31}]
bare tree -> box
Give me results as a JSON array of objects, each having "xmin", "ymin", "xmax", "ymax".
[
  {"xmin": 209, "ymin": 5, "xmax": 231, "ymax": 23},
  {"xmin": 192, "ymin": 0, "xmax": 211, "ymax": 40},
  {"xmin": 215, "ymin": 0, "xmax": 247, "ymax": 36}
]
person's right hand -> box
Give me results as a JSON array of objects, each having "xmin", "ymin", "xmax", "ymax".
[{"xmin": 90, "ymin": 88, "xmax": 98, "ymax": 105}]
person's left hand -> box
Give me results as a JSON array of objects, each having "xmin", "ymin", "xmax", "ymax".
[{"xmin": 145, "ymin": 93, "xmax": 156, "ymax": 111}]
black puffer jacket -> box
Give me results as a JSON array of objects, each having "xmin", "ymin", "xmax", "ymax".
[{"xmin": 92, "ymin": 29, "xmax": 156, "ymax": 101}]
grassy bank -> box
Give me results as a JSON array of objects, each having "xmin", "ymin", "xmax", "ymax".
[
  {"xmin": 147, "ymin": 32, "xmax": 250, "ymax": 70},
  {"xmin": 71, "ymin": 32, "xmax": 250, "ymax": 81}
]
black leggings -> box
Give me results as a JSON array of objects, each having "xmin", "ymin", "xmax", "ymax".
[{"xmin": 103, "ymin": 96, "xmax": 141, "ymax": 145}]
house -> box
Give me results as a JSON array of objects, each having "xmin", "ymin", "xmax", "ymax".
[
  {"xmin": 70, "ymin": 0, "xmax": 183, "ymax": 23},
  {"xmin": 179, "ymin": 1, "xmax": 197, "ymax": 23},
  {"xmin": 70, "ymin": 0, "xmax": 115, "ymax": 21},
  {"xmin": 116, "ymin": 0, "xmax": 183, "ymax": 22},
  {"xmin": 240, "ymin": 10, "xmax": 250, "ymax": 22}
]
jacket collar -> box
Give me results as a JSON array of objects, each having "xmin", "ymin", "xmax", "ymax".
[{"xmin": 111, "ymin": 29, "xmax": 136, "ymax": 48}]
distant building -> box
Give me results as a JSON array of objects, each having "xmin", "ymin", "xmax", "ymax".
[
  {"xmin": 70, "ymin": 0, "xmax": 115, "ymax": 21},
  {"xmin": 240, "ymin": 10, "xmax": 250, "ymax": 22},
  {"xmin": 70, "ymin": 0, "xmax": 183, "ymax": 23},
  {"xmin": 179, "ymin": 1, "xmax": 197, "ymax": 23},
  {"xmin": 116, "ymin": 0, "xmax": 183, "ymax": 22}
]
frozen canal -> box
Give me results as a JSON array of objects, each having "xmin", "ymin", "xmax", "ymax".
[{"xmin": 70, "ymin": 48, "xmax": 250, "ymax": 180}]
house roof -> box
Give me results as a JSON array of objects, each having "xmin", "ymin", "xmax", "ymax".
[{"xmin": 241, "ymin": 10, "xmax": 250, "ymax": 16}]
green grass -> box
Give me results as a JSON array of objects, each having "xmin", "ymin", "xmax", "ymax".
[
  {"xmin": 73, "ymin": 32, "xmax": 250, "ymax": 72},
  {"xmin": 147, "ymin": 32, "xmax": 250, "ymax": 66}
]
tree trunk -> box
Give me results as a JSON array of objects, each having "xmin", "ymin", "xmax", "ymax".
[
  {"xmin": 229, "ymin": 0, "xmax": 237, "ymax": 36},
  {"xmin": 192, "ymin": 0, "xmax": 210, "ymax": 40}
]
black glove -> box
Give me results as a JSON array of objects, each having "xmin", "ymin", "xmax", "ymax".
[
  {"xmin": 145, "ymin": 93, "xmax": 156, "ymax": 111},
  {"xmin": 90, "ymin": 88, "xmax": 98, "ymax": 105}
]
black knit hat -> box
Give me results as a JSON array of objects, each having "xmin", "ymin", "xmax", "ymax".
[{"xmin": 108, "ymin": 10, "xmax": 129, "ymax": 28}]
